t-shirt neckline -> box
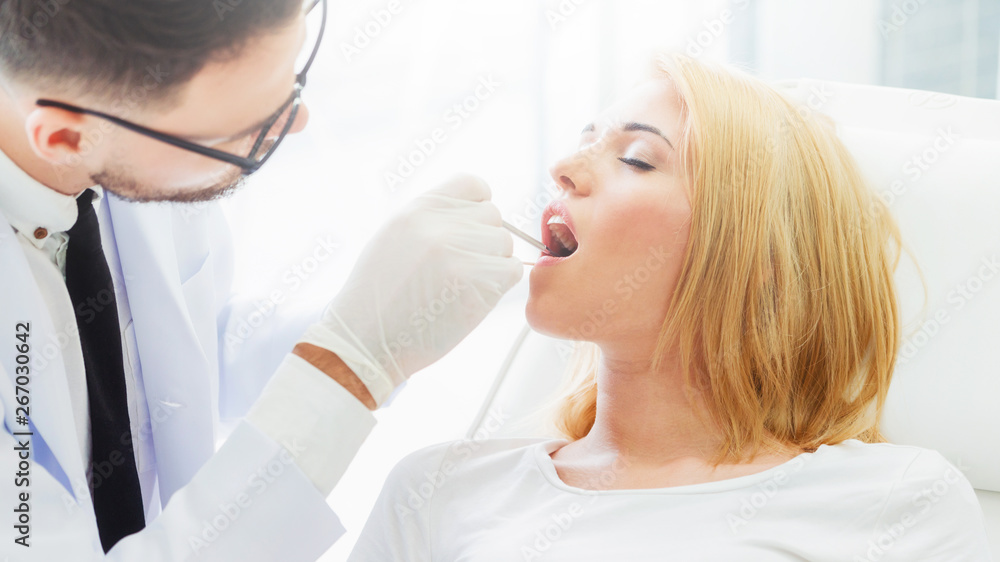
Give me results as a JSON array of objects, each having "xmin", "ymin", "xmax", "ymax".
[{"xmin": 531, "ymin": 438, "xmax": 829, "ymax": 496}]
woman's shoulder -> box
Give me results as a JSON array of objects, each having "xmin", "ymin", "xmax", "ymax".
[
  {"xmin": 804, "ymin": 439, "xmax": 975, "ymax": 493},
  {"xmin": 815, "ymin": 440, "xmax": 991, "ymax": 558},
  {"xmin": 816, "ymin": 439, "xmax": 966, "ymax": 477},
  {"xmin": 386, "ymin": 437, "xmax": 563, "ymax": 483},
  {"xmin": 837, "ymin": 439, "xmax": 976, "ymax": 493}
]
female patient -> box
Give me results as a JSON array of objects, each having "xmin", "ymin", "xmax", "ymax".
[{"xmin": 348, "ymin": 54, "xmax": 992, "ymax": 561}]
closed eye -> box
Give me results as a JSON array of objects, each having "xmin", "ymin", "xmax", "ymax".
[{"xmin": 619, "ymin": 157, "xmax": 655, "ymax": 171}]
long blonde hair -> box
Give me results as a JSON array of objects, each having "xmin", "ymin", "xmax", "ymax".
[{"xmin": 555, "ymin": 54, "xmax": 904, "ymax": 464}]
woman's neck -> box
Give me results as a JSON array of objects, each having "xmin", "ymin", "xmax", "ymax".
[
  {"xmin": 582, "ymin": 350, "xmax": 722, "ymax": 466},
  {"xmin": 550, "ymin": 346, "xmax": 803, "ymax": 490}
]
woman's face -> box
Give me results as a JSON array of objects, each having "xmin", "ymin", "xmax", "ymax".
[{"xmin": 526, "ymin": 79, "xmax": 692, "ymax": 355}]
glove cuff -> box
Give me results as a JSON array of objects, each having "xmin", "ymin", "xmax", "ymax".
[{"xmin": 298, "ymin": 322, "xmax": 395, "ymax": 407}]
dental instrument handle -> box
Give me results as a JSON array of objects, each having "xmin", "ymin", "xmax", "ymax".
[{"xmin": 503, "ymin": 220, "xmax": 552, "ymax": 255}]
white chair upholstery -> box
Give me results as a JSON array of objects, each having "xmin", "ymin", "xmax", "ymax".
[{"xmin": 468, "ymin": 80, "xmax": 1000, "ymax": 553}]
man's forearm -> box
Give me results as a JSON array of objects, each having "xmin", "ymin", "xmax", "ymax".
[{"xmin": 292, "ymin": 342, "xmax": 377, "ymax": 410}]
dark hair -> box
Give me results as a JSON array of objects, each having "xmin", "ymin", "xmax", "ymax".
[{"xmin": 0, "ymin": 0, "xmax": 301, "ymax": 108}]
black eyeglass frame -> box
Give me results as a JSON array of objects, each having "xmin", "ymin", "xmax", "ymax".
[{"xmin": 35, "ymin": 0, "xmax": 327, "ymax": 176}]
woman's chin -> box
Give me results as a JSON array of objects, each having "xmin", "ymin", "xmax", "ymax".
[
  {"xmin": 524, "ymin": 296, "xmax": 555, "ymax": 336},
  {"xmin": 525, "ymin": 295, "xmax": 576, "ymax": 340}
]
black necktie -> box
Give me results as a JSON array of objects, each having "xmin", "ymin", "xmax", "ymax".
[{"xmin": 65, "ymin": 189, "xmax": 145, "ymax": 552}]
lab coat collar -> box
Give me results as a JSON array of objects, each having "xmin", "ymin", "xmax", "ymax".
[{"xmin": 0, "ymin": 146, "xmax": 103, "ymax": 249}]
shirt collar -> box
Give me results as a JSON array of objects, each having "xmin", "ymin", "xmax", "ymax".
[{"xmin": 0, "ymin": 146, "xmax": 103, "ymax": 249}]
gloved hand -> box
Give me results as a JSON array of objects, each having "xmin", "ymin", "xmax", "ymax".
[{"xmin": 299, "ymin": 175, "xmax": 523, "ymax": 406}]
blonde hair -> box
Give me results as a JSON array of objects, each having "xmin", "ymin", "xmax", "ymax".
[{"xmin": 555, "ymin": 54, "xmax": 904, "ymax": 464}]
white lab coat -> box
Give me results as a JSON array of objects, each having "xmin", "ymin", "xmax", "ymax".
[{"xmin": 0, "ymin": 196, "xmax": 347, "ymax": 560}]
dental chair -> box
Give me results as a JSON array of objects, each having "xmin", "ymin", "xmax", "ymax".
[{"xmin": 468, "ymin": 80, "xmax": 1000, "ymax": 553}]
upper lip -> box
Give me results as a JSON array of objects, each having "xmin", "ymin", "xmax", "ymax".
[{"xmin": 541, "ymin": 200, "xmax": 578, "ymax": 256}]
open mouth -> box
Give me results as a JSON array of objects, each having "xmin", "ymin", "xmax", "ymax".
[
  {"xmin": 546, "ymin": 215, "xmax": 578, "ymax": 257},
  {"xmin": 541, "ymin": 201, "xmax": 579, "ymax": 258}
]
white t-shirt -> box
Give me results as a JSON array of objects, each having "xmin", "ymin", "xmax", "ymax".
[{"xmin": 348, "ymin": 438, "xmax": 993, "ymax": 561}]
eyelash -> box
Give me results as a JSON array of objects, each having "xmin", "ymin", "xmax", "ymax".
[{"xmin": 619, "ymin": 157, "xmax": 655, "ymax": 171}]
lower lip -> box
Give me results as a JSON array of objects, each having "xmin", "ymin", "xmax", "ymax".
[{"xmin": 535, "ymin": 253, "xmax": 571, "ymax": 267}]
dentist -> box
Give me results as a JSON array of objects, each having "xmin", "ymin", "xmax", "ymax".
[{"xmin": 0, "ymin": 0, "xmax": 521, "ymax": 559}]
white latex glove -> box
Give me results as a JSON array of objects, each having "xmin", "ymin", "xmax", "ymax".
[{"xmin": 299, "ymin": 175, "xmax": 523, "ymax": 406}]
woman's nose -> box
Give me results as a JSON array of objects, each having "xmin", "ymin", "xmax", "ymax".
[{"xmin": 548, "ymin": 149, "xmax": 593, "ymax": 196}]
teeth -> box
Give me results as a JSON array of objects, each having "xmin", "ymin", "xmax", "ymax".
[
  {"xmin": 547, "ymin": 215, "xmax": 566, "ymax": 226},
  {"xmin": 547, "ymin": 221, "xmax": 579, "ymax": 257}
]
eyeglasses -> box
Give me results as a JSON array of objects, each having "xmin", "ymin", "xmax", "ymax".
[{"xmin": 35, "ymin": 0, "xmax": 327, "ymax": 176}]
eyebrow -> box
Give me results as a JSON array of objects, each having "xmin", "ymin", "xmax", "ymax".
[{"xmin": 581, "ymin": 121, "xmax": 674, "ymax": 149}]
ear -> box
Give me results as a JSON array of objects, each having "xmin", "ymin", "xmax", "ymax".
[{"xmin": 23, "ymin": 104, "xmax": 97, "ymax": 168}]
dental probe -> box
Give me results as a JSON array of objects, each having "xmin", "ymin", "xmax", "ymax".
[{"xmin": 503, "ymin": 220, "xmax": 553, "ymax": 256}]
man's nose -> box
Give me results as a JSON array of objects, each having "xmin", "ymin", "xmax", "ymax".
[
  {"xmin": 288, "ymin": 102, "xmax": 310, "ymax": 135},
  {"xmin": 267, "ymin": 102, "xmax": 310, "ymax": 140}
]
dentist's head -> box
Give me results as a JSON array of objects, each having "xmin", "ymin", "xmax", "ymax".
[
  {"xmin": 0, "ymin": 0, "xmax": 317, "ymax": 202},
  {"xmin": 528, "ymin": 53, "xmax": 905, "ymax": 464}
]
